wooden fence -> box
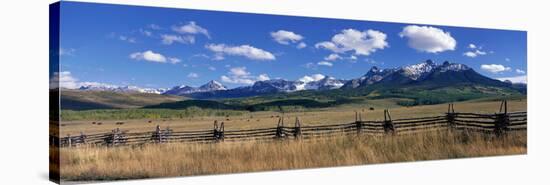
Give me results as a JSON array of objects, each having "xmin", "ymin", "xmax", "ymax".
[{"xmin": 54, "ymin": 101, "xmax": 527, "ymax": 147}]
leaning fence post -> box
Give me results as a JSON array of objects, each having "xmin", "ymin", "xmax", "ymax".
[
  {"xmin": 446, "ymin": 104, "xmax": 456, "ymax": 129},
  {"xmin": 383, "ymin": 109, "xmax": 395, "ymax": 135},
  {"xmin": 294, "ymin": 117, "xmax": 302, "ymax": 139},
  {"xmin": 494, "ymin": 100, "xmax": 510, "ymax": 136}
]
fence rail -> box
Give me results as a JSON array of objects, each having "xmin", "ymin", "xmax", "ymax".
[{"xmin": 53, "ymin": 100, "xmax": 527, "ymax": 147}]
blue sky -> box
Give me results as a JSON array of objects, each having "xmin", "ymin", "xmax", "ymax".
[{"xmin": 57, "ymin": 2, "xmax": 527, "ymax": 89}]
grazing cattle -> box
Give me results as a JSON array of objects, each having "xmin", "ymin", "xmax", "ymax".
[
  {"xmin": 116, "ymin": 122, "xmax": 124, "ymax": 125},
  {"xmin": 148, "ymin": 120, "xmax": 152, "ymax": 123},
  {"xmin": 226, "ymin": 118, "xmax": 230, "ymax": 121},
  {"xmin": 97, "ymin": 122, "xmax": 103, "ymax": 125},
  {"xmin": 92, "ymin": 122, "xmax": 96, "ymax": 124},
  {"xmin": 369, "ymin": 107, "xmax": 375, "ymax": 111}
]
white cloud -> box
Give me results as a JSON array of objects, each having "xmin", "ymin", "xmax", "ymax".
[
  {"xmin": 140, "ymin": 29, "xmax": 152, "ymax": 37},
  {"xmin": 148, "ymin": 24, "xmax": 162, "ymax": 30},
  {"xmin": 399, "ymin": 25, "xmax": 456, "ymax": 53},
  {"xmin": 270, "ymin": 30, "xmax": 304, "ymax": 45},
  {"xmin": 51, "ymin": 71, "xmax": 117, "ymax": 89},
  {"xmin": 468, "ymin": 44, "xmax": 477, "ymax": 49},
  {"xmin": 297, "ymin": 42, "xmax": 307, "ymax": 49},
  {"xmin": 187, "ymin": 72, "xmax": 199, "ymax": 78},
  {"xmin": 498, "ymin": 75, "xmax": 527, "ymax": 84},
  {"xmin": 167, "ymin": 57, "xmax": 181, "ymax": 64},
  {"xmin": 349, "ymin": 55, "xmax": 358, "ymax": 60},
  {"xmin": 129, "ymin": 50, "xmax": 167, "ymax": 63},
  {"xmin": 505, "ymin": 58, "xmax": 511, "ymax": 62},
  {"xmin": 304, "ymin": 62, "xmax": 316, "ymax": 69},
  {"xmin": 324, "ymin": 54, "xmax": 343, "ymax": 61},
  {"xmin": 257, "ymin": 74, "xmax": 271, "ymax": 81},
  {"xmin": 463, "ymin": 50, "xmax": 487, "ymax": 58},
  {"xmin": 55, "ymin": 71, "xmax": 79, "ymax": 89},
  {"xmin": 317, "ymin": 61, "xmax": 333, "ymax": 67},
  {"xmin": 59, "ymin": 48, "xmax": 75, "ymax": 56},
  {"xmin": 299, "ymin": 74, "xmax": 325, "ymax": 83},
  {"xmin": 205, "ymin": 44, "xmax": 276, "ymax": 61},
  {"xmin": 172, "ymin": 21, "xmax": 210, "ymax": 38},
  {"xmin": 480, "ymin": 64, "xmax": 511, "ymax": 73},
  {"xmin": 516, "ymin": 69, "xmax": 526, "ymax": 74},
  {"xmin": 220, "ymin": 67, "xmax": 268, "ymax": 84},
  {"xmin": 208, "ymin": 66, "xmax": 217, "ymax": 71},
  {"xmin": 161, "ymin": 34, "xmax": 195, "ymax": 45},
  {"xmin": 315, "ymin": 29, "xmax": 388, "ymax": 56},
  {"xmin": 229, "ymin": 67, "xmax": 250, "ymax": 76},
  {"xmin": 119, "ymin": 35, "xmax": 136, "ymax": 43}
]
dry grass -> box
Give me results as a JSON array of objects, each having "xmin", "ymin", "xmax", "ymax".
[{"xmin": 59, "ymin": 130, "xmax": 526, "ymax": 181}]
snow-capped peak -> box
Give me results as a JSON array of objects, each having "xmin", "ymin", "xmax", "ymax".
[
  {"xmin": 400, "ymin": 60, "xmax": 438, "ymax": 80},
  {"xmin": 439, "ymin": 61, "xmax": 470, "ymax": 72}
]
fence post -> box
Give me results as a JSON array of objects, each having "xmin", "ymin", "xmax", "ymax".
[
  {"xmin": 219, "ymin": 122, "xmax": 225, "ymax": 142},
  {"xmin": 494, "ymin": 100, "xmax": 510, "ymax": 136},
  {"xmin": 446, "ymin": 104, "xmax": 456, "ymax": 129},
  {"xmin": 356, "ymin": 111, "xmax": 363, "ymax": 134},
  {"xmin": 66, "ymin": 134, "xmax": 72, "ymax": 147},
  {"xmin": 294, "ymin": 117, "xmax": 302, "ymax": 139},
  {"xmin": 213, "ymin": 120, "xmax": 220, "ymax": 142},
  {"xmin": 383, "ymin": 109, "xmax": 395, "ymax": 135},
  {"xmin": 155, "ymin": 125, "xmax": 162, "ymax": 143},
  {"xmin": 79, "ymin": 132, "xmax": 87, "ymax": 145},
  {"xmin": 276, "ymin": 117, "xmax": 285, "ymax": 138}
]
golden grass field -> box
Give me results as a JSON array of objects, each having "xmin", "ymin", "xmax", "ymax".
[
  {"xmin": 59, "ymin": 98, "xmax": 527, "ymax": 136},
  {"xmin": 59, "ymin": 130, "xmax": 526, "ymax": 181},
  {"xmin": 56, "ymin": 98, "xmax": 527, "ymax": 181}
]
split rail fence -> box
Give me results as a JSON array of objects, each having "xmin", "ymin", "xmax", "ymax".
[{"xmin": 54, "ymin": 101, "xmax": 527, "ymax": 147}]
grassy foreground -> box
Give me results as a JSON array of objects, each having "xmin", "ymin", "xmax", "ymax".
[{"xmin": 60, "ymin": 130, "xmax": 526, "ymax": 181}]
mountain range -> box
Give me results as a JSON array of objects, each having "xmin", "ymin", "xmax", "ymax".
[{"xmin": 73, "ymin": 60, "xmax": 525, "ymax": 99}]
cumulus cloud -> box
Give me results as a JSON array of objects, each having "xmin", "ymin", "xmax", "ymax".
[
  {"xmin": 463, "ymin": 43, "xmax": 488, "ymax": 58},
  {"xmin": 205, "ymin": 44, "xmax": 276, "ymax": 61},
  {"xmin": 257, "ymin": 74, "xmax": 271, "ymax": 81},
  {"xmin": 161, "ymin": 34, "xmax": 195, "ymax": 45},
  {"xmin": 220, "ymin": 67, "xmax": 269, "ymax": 84},
  {"xmin": 315, "ymin": 29, "xmax": 388, "ymax": 56},
  {"xmin": 297, "ymin": 42, "xmax": 307, "ymax": 49},
  {"xmin": 187, "ymin": 72, "xmax": 199, "ymax": 78},
  {"xmin": 399, "ymin": 25, "xmax": 456, "ymax": 53},
  {"xmin": 298, "ymin": 74, "xmax": 325, "ymax": 83},
  {"xmin": 130, "ymin": 50, "xmax": 180, "ymax": 64},
  {"xmin": 172, "ymin": 21, "xmax": 210, "ymax": 38},
  {"xmin": 130, "ymin": 50, "xmax": 167, "ymax": 63},
  {"xmin": 50, "ymin": 71, "xmax": 116, "ymax": 89},
  {"xmin": 480, "ymin": 64, "xmax": 511, "ymax": 73},
  {"xmin": 324, "ymin": 54, "xmax": 342, "ymax": 61},
  {"xmin": 516, "ymin": 69, "xmax": 526, "ymax": 74},
  {"xmin": 317, "ymin": 61, "xmax": 333, "ymax": 67},
  {"xmin": 463, "ymin": 50, "xmax": 487, "ymax": 58},
  {"xmin": 270, "ymin": 30, "xmax": 304, "ymax": 45},
  {"xmin": 497, "ymin": 75, "xmax": 527, "ymax": 84}
]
